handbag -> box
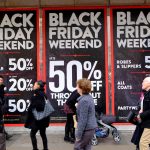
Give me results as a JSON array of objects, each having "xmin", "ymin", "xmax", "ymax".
[
  {"xmin": 127, "ymin": 111, "xmax": 136, "ymax": 122},
  {"xmin": 32, "ymin": 98, "xmax": 55, "ymax": 120},
  {"xmin": 126, "ymin": 111, "xmax": 139, "ymax": 125},
  {"xmin": 63, "ymin": 103, "xmax": 74, "ymax": 114}
]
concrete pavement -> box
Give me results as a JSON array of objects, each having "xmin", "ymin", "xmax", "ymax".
[{"xmin": 6, "ymin": 127, "xmax": 136, "ymax": 150}]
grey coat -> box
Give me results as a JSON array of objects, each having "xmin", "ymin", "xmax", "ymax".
[{"xmin": 76, "ymin": 94, "xmax": 97, "ymax": 139}]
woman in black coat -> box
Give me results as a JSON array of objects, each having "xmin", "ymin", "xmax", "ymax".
[
  {"xmin": 64, "ymin": 90, "xmax": 80, "ymax": 143},
  {"xmin": 25, "ymin": 80, "xmax": 50, "ymax": 150}
]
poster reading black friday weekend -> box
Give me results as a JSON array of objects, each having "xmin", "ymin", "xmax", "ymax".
[
  {"xmin": 43, "ymin": 7, "xmax": 108, "ymax": 122},
  {"xmin": 111, "ymin": 6, "xmax": 150, "ymax": 121},
  {"xmin": 0, "ymin": 9, "xmax": 39, "ymax": 124}
]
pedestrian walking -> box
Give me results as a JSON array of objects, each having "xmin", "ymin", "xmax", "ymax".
[
  {"xmin": 0, "ymin": 75, "xmax": 12, "ymax": 141},
  {"xmin": 0, "ymin": 122, "xmax": 5, "ymax": 150},
  {"xmin": 136, "ymin": 77, "xmax": 150, "ymax": 150},
  {"xmin": 25, "ymin": 80, "xmax": 50, "ymax": 150},
  {"xmin": 131, "ymin": 93, "xmax": 144, "ymax": 150},
  {"xmin": 0, "ymin": 76, "xmax": 6, "ymax": 150},
  {"xmin": 74, "ymin": 78, "xmax": 97, "ymax": 150},
  {"xmin": 64, "ymin": 90, "xmax": 80, "ymax": 143}
]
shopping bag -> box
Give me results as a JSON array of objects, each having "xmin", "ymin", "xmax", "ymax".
[
  {"xmin": 126, "ymin": 111, "xmax": 139, "ymax": 125},
  {"xmin": 32, "ymin": 99, "xmax": 55, "ymax": 120},
  {"xmin": 127, "ymin": 111, "xmax": 136, "ymax": 122},
  {"xmin": 63, "ymin": 103, "xmax": 74, "ymax": 114}
]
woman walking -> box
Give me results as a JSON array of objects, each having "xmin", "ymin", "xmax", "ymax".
[
  {"xmin": 25, "ymin": 80, "xmax": 50, "ymax": 150},
  {"xmin": 74, "ymin": 78, "xmax": 97, "ymax": 150},
  {"xmin": 64, "ymin": 90, "xmax": 80, "ymax": 143}
]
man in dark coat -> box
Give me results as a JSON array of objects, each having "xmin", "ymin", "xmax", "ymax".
[
  {"xmin": 0, "ymin": 75, "xmax": 6, "ymax": 150},
  {"xmin": 0, "ymin": 76, "xmax": 6, "ymax": 109},
  {"xmin": 0, "ymin": 76, "xmax": 5, "ymax": 121},
  {"xmin": 137, "ymin": 77, "xmax": 150, "ymax": 150},
  {"xmin": 0, "ymin": 75, "xmax": 12, "ymax": 140}
]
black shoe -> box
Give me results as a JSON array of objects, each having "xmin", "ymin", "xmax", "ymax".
[
  {"xmin": 64, "ymin": 137, "xmax": 70, "ymax": 142},
  {"xmin": 70, "ymin": 138, "xmax": 75, "ymax": 144},
  {"xmin": 6, "ymin": 134, "xmax": 13, "ymax": 140}
]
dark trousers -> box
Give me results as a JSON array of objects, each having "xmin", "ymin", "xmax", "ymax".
[
  {"xmin": 65, "ymin": 113, "xmax": 75, "ymax": 139},
  {"xmin": 74, "ymin": 129, "xmax": 95, "ymax": 150},
  {"xmin": 30, "ymin": 127, "xmax": 48, "ymax": 150},
  {"xmin": 0, "ymin": 133, "xmax": 6, "ymax": 150},
  {"xmin": 131, "ymin": 125, "xmax": 144, "ymax": 149}
]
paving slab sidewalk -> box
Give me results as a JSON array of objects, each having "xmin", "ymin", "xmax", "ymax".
[{"xmin": 6, "ymin": 130, "xmax": 136, "ymax": 150}]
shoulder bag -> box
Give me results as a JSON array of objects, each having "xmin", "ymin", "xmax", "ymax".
[{"xmin": 32, "ymin": 98, "xmax": 55, "ymax": 120}]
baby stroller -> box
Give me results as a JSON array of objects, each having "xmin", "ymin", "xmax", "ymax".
[{"xmin": 91, "ymin": 114, "xmax": 121, "ymax": 145}]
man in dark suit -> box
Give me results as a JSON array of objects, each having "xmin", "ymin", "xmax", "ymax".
[{"xmin": 137, "ymin": 77, "xmax": 150, "ymax": 150}]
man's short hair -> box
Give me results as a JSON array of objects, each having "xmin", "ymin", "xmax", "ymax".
[{"xmin": 144, "ymin": 77, "xmax": 150, "ymax": 83}]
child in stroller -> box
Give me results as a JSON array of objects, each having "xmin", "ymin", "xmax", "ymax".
[{"xmin": 91, "ymin": 113, "xmax": 121, "ymax": 145}]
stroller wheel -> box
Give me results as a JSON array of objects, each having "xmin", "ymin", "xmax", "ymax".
[
  {"xmin": 113, "ymin": 132, "xmax": 121, "ymax": 143},
  {"xmin": 91, "ymin": 134, "xmax": 98, "ymax": 146},
  {"xmin": 111, "ymin": 127, "xmax": 117, "ymax": 136}
]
